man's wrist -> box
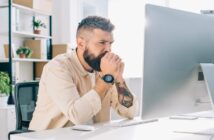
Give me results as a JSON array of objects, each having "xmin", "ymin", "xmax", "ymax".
[
  {"xmin": 99, "ymin": 73, "xmax": 115, "ymax": 85},
  {"xmin": 94, "ymin": 77, "xmax": 112, "ymax": 101}
]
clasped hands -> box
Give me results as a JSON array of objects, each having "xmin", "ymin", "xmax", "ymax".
[{"xmin": 99, "ymin": 52, "xmax": 124, "ymax": 83}]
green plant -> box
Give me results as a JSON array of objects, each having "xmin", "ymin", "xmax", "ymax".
[
  {"xmin": 33, "ymin": 19, "xmax": 46, "ymax": 30},
  {"xmin": 16, "ymin": 47, "xmax": 33, "ymax": 58},
  {"xmin": 0, "ymin": 71, "xmax": 10, "ymax": 96}
]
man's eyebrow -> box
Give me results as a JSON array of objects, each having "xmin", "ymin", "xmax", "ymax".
[{"xmin": 99, "ymin": 40, "xmax": 114, "ymax": 43}]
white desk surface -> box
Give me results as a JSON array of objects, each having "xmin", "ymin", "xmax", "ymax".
[{"xmin": 11, "ymin": 110, "xmax": 214, "ymax": 140}]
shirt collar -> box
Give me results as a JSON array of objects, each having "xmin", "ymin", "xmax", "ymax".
[{"xmin": 71, "ymin": 50, "xmax": 95, "ymax": 77}]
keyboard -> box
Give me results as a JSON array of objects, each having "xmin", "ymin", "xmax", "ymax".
[
  {"xmin": 71, "ymin": 125, "xmax": 95, "ymax": 131},
  {"xmin": 111, "ymin": 118, "xmax": 158, "ymax": 127}
]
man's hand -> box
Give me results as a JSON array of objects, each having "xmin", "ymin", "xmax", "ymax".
[
  {"xmin": 100, "ymin": 52, "xmax": 124, "ymax": 82},
  {"xmin": 94, "ymin": 52, "xmax": 122, "ymax": 101},
  {"xmin": 100, "ymin": 52, "xmax": 133, "ymax": 108}
]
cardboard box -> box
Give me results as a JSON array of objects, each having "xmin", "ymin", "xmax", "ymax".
[
  {"xmin": 13, "ymin": 0, "xmax": 53, "ymax": 14},
  {"xmin": 35, "ymin": 62, "xmax": 47, "ymax": 79},
  {"xmin": 3, "ymin": 44, "xmax": 17, "ymax": 58},
  {"xmin": 13, "ymin": 0, "xmax": 33, "ymax": 8},
  {"xmin": 24, "ymin": 39, "xmax": 47, "ymax": 59},
  {"xmin": 52, "ymin": 44, "xmax": 71, "ymax": 58}
]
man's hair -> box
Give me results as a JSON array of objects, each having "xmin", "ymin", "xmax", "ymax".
[{"xmin": 76, "ymin": 16, "xmax": 115, "ymax": 38}]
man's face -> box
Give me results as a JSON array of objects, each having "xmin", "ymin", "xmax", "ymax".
[
  {"xmin": 83, "ymin": 48, "xmax": 106, "ymax": 71},
  {"xmin": 83, "ymin": 29, "xmax": 114, "ymax": 71}
]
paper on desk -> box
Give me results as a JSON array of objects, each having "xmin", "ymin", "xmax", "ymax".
[{"xmin": 172, "ymin": 118, "xmax": 214, "ymax": 135}]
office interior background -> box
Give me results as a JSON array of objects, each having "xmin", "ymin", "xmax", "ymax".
[
  {"xmin": 51, "ymin": 0, "xmax": 214, "ymax": 117},
  {"xmin": 1, "ymin": 0, "xmax": 214, "ymax": 139}
]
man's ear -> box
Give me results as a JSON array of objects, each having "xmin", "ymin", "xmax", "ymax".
[{"xmin": 76, "ymin": 37, "xmax": 86, "ymax": 51}]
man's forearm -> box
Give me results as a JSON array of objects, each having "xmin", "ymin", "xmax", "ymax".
[{"xmin": 115, "ymin": 81, "xmax": 134, "ymax": 108}]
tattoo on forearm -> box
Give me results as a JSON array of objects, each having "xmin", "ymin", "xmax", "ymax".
[{"xmin": 116, "ymin": 82, "xmax": 133, "ymax": 108}]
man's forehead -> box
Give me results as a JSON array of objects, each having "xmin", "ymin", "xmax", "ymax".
[{"xmin": 93, "ymin": 29, "xmax": 114, "ymax": 39}]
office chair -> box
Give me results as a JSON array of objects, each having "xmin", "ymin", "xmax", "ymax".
[{"xmin": 8, "ymin": 81, "xmax": 39, "ymax": 140}]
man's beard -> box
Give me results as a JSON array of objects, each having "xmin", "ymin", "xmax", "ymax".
[{"xmin": 83, "ymin": 49, "xmax": 107, "ymax": 72}]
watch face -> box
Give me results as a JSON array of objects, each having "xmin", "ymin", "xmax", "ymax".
[
  {"xmin": 105, "ymin": 75, "xmax": 113, "ymax": 81},
  {"xmin": 102, "ymin": 74, "xmax": 114, "ymax": 84}
]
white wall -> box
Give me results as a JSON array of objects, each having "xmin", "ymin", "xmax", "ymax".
[
  {"xmin": 52, "ymin": 0, "xmax": 108, "ymax": 48},
  {"xmin": 108, "ymin": 0, "xmax": 145, "ymax": 78},
  {"xmin": 52, "ymin": 0, "xmax": 72, "ymax": 44}
]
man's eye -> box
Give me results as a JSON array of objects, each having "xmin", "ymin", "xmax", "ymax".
[{"xmin": 99, "ymin": 42, "xmax": 105, "ymax": 45}]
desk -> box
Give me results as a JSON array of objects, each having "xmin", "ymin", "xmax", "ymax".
[{"xmin": 11, "ymin": 111, "xmax": 214, "ymax": 140}]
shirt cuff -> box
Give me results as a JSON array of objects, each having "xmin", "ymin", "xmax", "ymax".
[{"xmin": 84, "ymin": 89, "xmax": 102, "ymax": 115}]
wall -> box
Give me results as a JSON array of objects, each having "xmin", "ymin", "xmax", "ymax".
[{"xmin": 52, "ymin": 0, "xmax": 108, "ymax": 48}]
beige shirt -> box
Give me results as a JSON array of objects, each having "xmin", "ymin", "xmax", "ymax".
[{"xmin": 29, "ymin": 51, "xmax": 138, "ymax": 131}]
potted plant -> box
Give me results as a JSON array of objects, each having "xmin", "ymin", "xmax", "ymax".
[
  {"xmin": 16, "ymin": 47, "xmax": 33, "ymax": 58},
  {"xmin": 33, "ymin": 19, "xmax": 46, "ymax": 34},
  {"xmin": 0, "ymin": 71, "xmax": 10, "ymax": 107}
]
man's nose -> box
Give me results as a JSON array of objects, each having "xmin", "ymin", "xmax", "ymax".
[{"xmin": 104, "ymin": 43, "xmax": 111, "ymax": 52}]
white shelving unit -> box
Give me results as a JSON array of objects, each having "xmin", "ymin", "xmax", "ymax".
[{"xmin": 0, "ymin": 1, "xmax": 52, "ymax": 84}]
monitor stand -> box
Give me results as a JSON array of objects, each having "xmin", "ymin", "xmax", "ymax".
[
  {"xmin": 200, "ymin": 63, "xmax": 214, "ymax": 102},
  {"xmin": 173, "ymin": 63, "xmax": 214, "ymax": 136}
]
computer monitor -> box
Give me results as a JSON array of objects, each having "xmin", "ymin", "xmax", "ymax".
[{"xmin": 142, "ymin": 4, "xmax": 214, "ymax": 119}]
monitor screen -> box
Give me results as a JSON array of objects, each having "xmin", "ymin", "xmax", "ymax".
[{"xmin": 142, "ymin": 4, "xmax": 214, "ymax": 119}]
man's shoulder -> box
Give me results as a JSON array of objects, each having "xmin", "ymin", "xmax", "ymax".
[
  {"xmin": 51, "ymin": 52, "xmax": 74, "ymax": 64},
  {"xmin": 44, "ymin": 52, "xmax": 73, "ymax": 71}
]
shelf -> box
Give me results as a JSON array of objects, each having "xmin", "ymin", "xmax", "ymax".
[
  {"xmin": 13, "ymin": 58, "xmax": 50, "ymax": 62},
  {"xmin": 0, "ymin": 31, "xmax": 52, "ymax": 39},
  {"xmin": 13, "ymin": 31, "xmax": 52, "ymax": 39},
  {"xmin": 0, "ymin": 4, "xmax": 8, "ymax": 8},
  {"xmin": 0, "ymin": 59, "xmax": 9, "ymax": 62},
  {"xmin": 0, "ymin": 58, "xmax": 50, "ymax": 63},
  {"xmin": 0, "ymin": 4, "xmax": 51, "ymax": 16},
  {"xmin": 13, "ymin": 4, "xmax": 51, "ymax": 16}
]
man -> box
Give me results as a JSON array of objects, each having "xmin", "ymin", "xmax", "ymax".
[{"xmin": 29, "ymin": 16, "xmax": 138, "ymax": 130}]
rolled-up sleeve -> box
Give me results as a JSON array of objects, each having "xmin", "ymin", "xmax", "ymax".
[
  {"xmin": 110, "ymin": 85, "xmax": 138, "ymax": 119},
  {"xmin": 45, "ymin": 61, "xmax": 101, "ymax": 124}
]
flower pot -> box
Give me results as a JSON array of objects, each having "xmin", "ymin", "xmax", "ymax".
[
  {"xmin": 19, "ymin": 54, "xmax": 26, "ymax": 58},
  {"xmin": 0, "ymin": 95, "xmax": 8, "ymax": 107},
  {"xmin": 34, "ymin": 29, "xmax": 41, "ymax": 34}
]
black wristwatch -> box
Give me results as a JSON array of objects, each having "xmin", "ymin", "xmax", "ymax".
[{"xmin": 101, "ymin": 74, "xmax": 114, "ymax": 84}]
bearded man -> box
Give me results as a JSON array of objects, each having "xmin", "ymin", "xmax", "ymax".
[{"xmin": 29, "ymin": 16, "xmax": 138, "ymax": 131}]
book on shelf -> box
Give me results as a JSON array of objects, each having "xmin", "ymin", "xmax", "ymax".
[
  {"xmin": 0, "ymin": 7, "xmax": 20, "ymax": 32},
  {"xmin": 4, "ymin": 44, "xmax": 17, "ymax": 58}
]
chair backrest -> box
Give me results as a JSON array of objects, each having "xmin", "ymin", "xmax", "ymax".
[{"xmin": 14, "ymin": 81, "xmax": 39, "ymax": 130}]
